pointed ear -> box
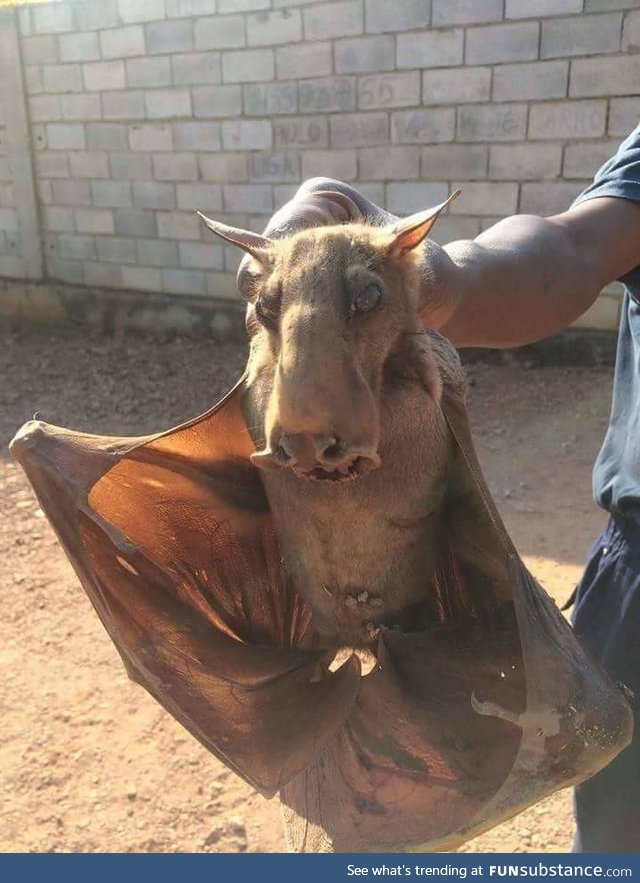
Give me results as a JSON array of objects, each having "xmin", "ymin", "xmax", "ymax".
[
  {"xmin": 197, "ymin": 212, "xmax": 274, "ymax": 261},
  {"xmin": 387, "ymin": 190, "xmax": 461, "ymax": 258}
]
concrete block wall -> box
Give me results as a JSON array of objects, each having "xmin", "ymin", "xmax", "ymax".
[{"xmin": 0, "ymin": 0, "xmax": 638, "ymax": 330}]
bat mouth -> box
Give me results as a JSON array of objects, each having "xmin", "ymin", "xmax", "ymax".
[
  {"xmin": 295, "ymin": 455, "xmax": 377, "ymax": 482},
  {"xmin": 251, "ymin": 449, "xmax": 380, "ymax": 482}
]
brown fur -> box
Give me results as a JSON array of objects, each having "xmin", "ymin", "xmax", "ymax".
[{"xmin": 235, "ymin": 222, "xmax": 465, "ymax": 647}]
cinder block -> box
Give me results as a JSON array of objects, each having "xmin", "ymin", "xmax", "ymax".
[
  {"xmin": 250, "ymin": 152, "xmax": 300, "ymax": 182},
  {"xmin": 47, "ymin": 123, "xmax": 85, "ymax": 150},
  {"xmin": 137, "ymin": 238, "xmax": 180, "ymax": 267},
  {"xmin": 330, "ymin": 111, "xmax": 388, "ymax": 148},
  {"xmin": 84, "ymin": 262, "xmax": 124, "ymax": 288},
  {"xmin": 397, "ymin": 29, "xmax": 463, "ymax": 69},
  {"xmin": 335, "ymin": 35, "xmax": 395, "ymax": 74},
  {"xmin": 366, "ymin": 0, "xmax": 430, "ymax": 32},
  {"xmin": 87, "ymin": 123, "xmax": 128, "ymax": 151},
  {"xmin": 179, "ymin": 241, "xmax": 225, "ymax": 269},
  {"xmin": 428, "ymin": 215, "xmax": 481, "ymax": 246},
  {"xmin": 60, "ymin": 94, "xmax": 102, "ymax": 121},
  {"xmin": 244, "ymin": 82, "xmax": 298, "ymax": 116},
  {"xmin": 570, "ymin": 56, "xmax": 640, "ymax": 99},
  {"xmin": 457, "ymin": 104, "xmax": 527, "ymax": 142},
  {"xmin": 542, "ymin": 13, "xmax": 622, "ymax": 58},
  {"xmin": 59, "ymin": 32, "xmax": 100, "ymax": 63},
  {"xmin": 83, "ymin": 61, "xmax": 126, "ymax": 92},
  {"xmin": 301, "ymin": 149, "xmax": 357, "ymax": 181},
  {"xmin": 133, "ymin": 181, "xmax": 176, "ymax": 209},
  {"xmin": 275, "ymin": 43, "xmax": 332, "ymax": 80},
  {"xmin": 609, "ymin": 98, "xmax": 640, "ymax": 137},
  {"xmin": 126, "ymin": 57, "xmax": 172, "ymax": 88},
  {"xmin": 114, "ymin": 207, "xmax": 158, "ymax": 237},
  {"xmin": 57, "ymin": 233, "xmax": 96, "ymax": 260},
  {"xmin": 432, "ymin": 0, "xmax": 503, "ymax": 26},
  {"xmin": 520, "ymin": 181, "xmax": 587, "ymax": 215},
  {"xmin": 18, "ymin": 6, "xmax": 32, "ymax": 37},
  {"xmin": 96, "ymin": 236, "xmax": 137, "ymax": 263},
  {"xmin": 117, "ymin": 0, "xmax": 166, "ymax": 24},
  {"xmin": 110, "ymin": 152, "xmax": 153, "ymax": 180},
  {"xmin": 506, "ymin": 0, "xmax": 582, "ymax": 17},
  {"xmin": 172, "ymin": 52, "xmax": 222, "ymax": 86},
  {"xmin": 359, "ymin": 146, "xmax": 420, "ymax": 179},
  {"xmin": 493, "ymin": 61, "xmax": 568, "ymax": 102},
  {"xmin": 223, "ymin": 184, "xmax": 273, "ymax": 212},
  {"xmin": 572, "ymin": 293, "xmax": 620, "ymax": 332},
  {"xmin": 193, "ymin": 85, "xmax": 243, "ymax": 118},
  {"xmin": 200, "ymin": 153, "xmax": 249, "ymax": 182},
  {"xmin": 146, "ymin": 20, "xmax": 194, "ymax": 55},
  {"xmin": 357, "ymin": 72, "xmax": 420, "ymax": 109},
  {"xmin": 163, "ymin": 268, "xmax": 207, "ymax": 296},
  {"xmin": 100, "ymin": 26, "xmax": 146, "ymax": 59},
  {"xmin": 43, "ymin": 64, "xmax": 82, "ymax": 94},
  {"xmin": 166, "ymin": 0, "xmax": 218, "ymax": 16},
  {"xmin": 52, "ymin": 180, "xmax": 92, "ymax": 206},
  {"xmin": 421, "ymin": 144, "xmax": 488, "ymax": 180},
  {"xmin": 586, "ymin": 0, "xmax": 638, "ymax": 8},
  {"xmin": 298, "ymin": 77, "xmax": 356, "ymax": 113},
  {"xmin": 75, "ymin": 207, "xmax": 114, "ymax": 235},
  {"xmin": 157, "ymin": 212, "xmax": 202, "ymax": 240},
  {"xmin": 69, "ymin": 151, "xmax": 110, "ymax": 178},
  {"xmin": 195, "ymin": 14, "xmax": 245, "ymax": 50},
  {"xmin": 248, "ymin": 10, "xmax": 302, "ymax": 46},
  {"xmin": 466, "ymin": 22, "xmax": 539, "ymax": 65},
  {"xmin": 449, "ymin": 182, "xmax": 518, "ymax": 215},
  {"xmin": 387, "ymin": 182, "xmax": 449, "ymax": 214},
  {"xmin": 528, "ymin": 100, "xmax": 607, "ymax": 139},
  {"xmin": 303, "ymin": 1, "xmax": 362, "ymax": 41},
  {"xmin": 391, "ymin": 108, "xmax": 455, "ymax": 144},
  {"xmin": 91, "ymin": 180, "xmax": 133, "ymax": 208},
  {"xmin": 36, "ymin": 151, "xmax": 70, "ymax": 178},
  {"xmin": 176, "ymin": 182, "xmax": 223, "ymax": 210},
  {"xmin": 145, "ymin": 88, "xmax": 192, "ymax": 119},
  {"xmin": 223, "ymin": 50, "xmax": 275, "ymax": 83},
  {"xmin": 42, "ymin": 206, "xmax": 75, "ymax": 232},
  {"xmin": 25, "ymin": 65, "xmax": 44, "ymax": 95},
  {"xmin": 422, "ymin": 67, "xmax": 491, "ymax": 105},
  {"xmin": 75, "ymin": 0, "xmax": 119, "ymax": 31},
  {"xmin": 222, "ymin": 119, "xmax": 272, "ymax": 150},
  {"xmin": 153, "ymin": 152, "xmax": 198, "ymax": 180},
  {"xmin": 563, "ymin": 141, "xmax": 621, "ymax": 179},
  {"xmin": 489, "ymin": 143, "xmax": 562, "ymax": 180},
  {"xmin": 102, "ymin": 91, "xmax": 146, "ymax": 120},
  {"xmin": 33, "ymin": 4, "xmax": 74, "ymax": 35},
  {"xmin": 129, "ymin": 123, "xmax": 173, "ymax": 151},
  {"xmin": 623, "ymin": 10, "xmax": 640, "ymax": 52},
  {"xmin": 173, "ymin": 121, "xmax": 221, "ymax": 151},
  {"xmin": 219, "ymin": 0, "xmax": 270, "ymax": 9},
  {"xmin": 29, "ymin": 95, "xmax": 62, "ymax": 123},
  {"xmin": 46, "ymin": 256, "xmax": 84, "ymax": 283},
  {"xmin": 22, "ymin": 35, "xmax": 58, "ymax": 66},
  {"xmin": 122, "ymin": 265, "xmax": 163, "ymax": 291},
  {"xmin": 0, "ymin": 207, "xmax": 19, "ymax": 233},
  {"xmin": 206, "ymin": 272, "xmax": 240, "ymax": 301}
]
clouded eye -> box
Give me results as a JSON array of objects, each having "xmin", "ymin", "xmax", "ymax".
[
  {"xmin": 255, "ymin": 295, "xmax": 280, "ymax": 328},
  {"xmin": 351, "ymin": 283, "xmax": 382, "ymax": 314}
]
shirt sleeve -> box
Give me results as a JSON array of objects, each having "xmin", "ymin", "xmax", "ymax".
[{"xmin": 572, "ymin": 125, "xmax": 640, "ymax": 287}]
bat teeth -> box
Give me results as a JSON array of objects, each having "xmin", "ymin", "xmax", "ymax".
[{"xmin": 357, "ymin": 591, "xmax": 369, "ymax": 603}]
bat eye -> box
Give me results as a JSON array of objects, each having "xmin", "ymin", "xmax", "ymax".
[
  {"xmin": 352, "ymin": 283, "xmax": 382, "ymax": 314},
  {"xmin": 255, "ymin": 295, "xmax": 280, "ymax": 328}
]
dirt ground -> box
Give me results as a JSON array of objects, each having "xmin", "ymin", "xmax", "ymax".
[{"xmin": 0, "ymin": 318, "xmax": 614, "ymax": 854}]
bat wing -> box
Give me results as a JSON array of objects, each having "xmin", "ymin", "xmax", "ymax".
[{"xmin": 10, "ymin": 378, "xmax": 360, "ymax": 797}]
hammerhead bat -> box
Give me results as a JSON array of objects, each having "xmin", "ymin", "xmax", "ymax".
[{"xmin": 10, "ymin": 182, "xmax": 632, "ymax": 853}]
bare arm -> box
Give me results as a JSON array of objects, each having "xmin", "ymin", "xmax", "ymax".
[{"xmin": 437, "ymin": 197, "xmax": 640, "ymax": 348}]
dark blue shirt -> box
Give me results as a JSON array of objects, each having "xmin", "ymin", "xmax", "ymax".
[{"xmin": 573, "ymin": 127, "xmax": 640, "ymax": 523}]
